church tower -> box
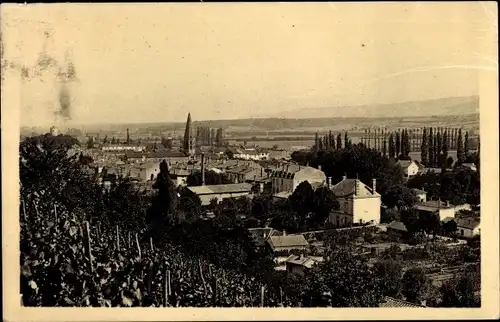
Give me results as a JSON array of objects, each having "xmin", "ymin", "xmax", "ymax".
[{"xmin": 183, "ymin": 113, "xmax": 195, "ymax": 155}]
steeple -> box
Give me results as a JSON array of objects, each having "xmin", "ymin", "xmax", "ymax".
[{"xmin": 183, "ymin": 112, "xmax": 195, "ymax": 155}]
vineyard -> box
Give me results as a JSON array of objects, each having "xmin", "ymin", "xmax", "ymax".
[{"xmin": 20, "ymin": 198, "xmax": 289, "ymax": 307}]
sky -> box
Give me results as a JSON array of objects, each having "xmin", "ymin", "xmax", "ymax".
[{"xmin": 1, "ymin": 2, "xmax": 497, "ymax": 127}]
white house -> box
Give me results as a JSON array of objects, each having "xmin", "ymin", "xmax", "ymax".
[
  {"xmin": 137, "ymin": 162, "xmax": 161, "ymax": 182},
  {"xmin": 414, "ymin": 200, "xmax": 455, "ymax": 221},
  {"xmin": 397, "ymin": 160, "xmax": 420, "ymax": 179},
  {"xmin": 270, "ymin": 165, "xmax": 326, "ymax": 194},
  {"xmin": 327, "ymin": 176, "xmax": 382, "ymax": 225},
  {"xmin": 187, "ymin": 183, "xmax": 253, "ymax": 206},
  {"xmin": 456, "ymin": 218, "xmax": 480, "ymax": 238}
]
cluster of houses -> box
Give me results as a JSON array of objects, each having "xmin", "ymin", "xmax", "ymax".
[{"xmin": 396, "ymin": 159, "xmax": 478, "ymax": 180}]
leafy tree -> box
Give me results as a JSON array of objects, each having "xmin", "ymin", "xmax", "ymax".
[
  {"xmin": 417, "ymin": 212, "xmax": 441, "ymax": 237},
  {"xmin": 373, "ymin": 260, "xmax": 403, "ymax": 297},
  {"xmin": 402, "ymin": 267, "xmax": 430, "ymax": 304},
  {"xmin": 311, "ymin": 186, "xmax": 339, "ymax": 228},
  {"xmin": 146, "ymin": 161, "xmax": 178, "ymax": 237},
  {"xmin": 400, "ymin": 208, "xmax": 420, "ymax": 236},
  {"xmin": 86, "ymin": 136, "xmax": 95, "ymax": 149},
  {"xmin": 186, "ymin": 170, "xmax": 231, "ymax": 186},
  {"xmin": 381, "ymin": 207, "xmax": 400, "ymax": 223},
  {"xmin": 446, "ymin": 156, "xmax": 454, "ymax": 168},
  {"xmin": 382, "ymin": 184, "xmax": 419, "ymax": 210},
  {"xmin": 304, "ymin": 246, "xmax": 383, "ymax": 307},
  {"xmin": 442, "ymin": 219, "xmax": 457, "ymax": 236},
  {"xmin": 289, "ymin": 181, "xmax": 315, "ymax": 224},
  {"xmin": 161, "ymin": 137, "xmax": 173, "ymax": 150},
  {"xmin": 440, "ymin": 272, "xmax": 480, "ymax": 307}
]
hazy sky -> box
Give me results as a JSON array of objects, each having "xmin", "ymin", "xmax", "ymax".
[{"xmin": 1, "ymin": 2, "xmax": 497, "ymax": 126}]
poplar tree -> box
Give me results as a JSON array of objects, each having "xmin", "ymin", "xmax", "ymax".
[
  {"xmin": 428, "ymin": 128, "xmax": 434, "ymax": 167},
  {"xmin": 337, "ymin": 133, "xmax": 342, "ymax": 150},
  {"xmin": 344, "ymin": 132, "xmax": 349, "ymax": 149},
  {"xmin": 314, "ymin": 132, "xmax": 319, "ymax": 153},
  {"xmin": 457, "ymin": 129, "xmax": 465, "ymax": 165},
  {"xmin": 324, "ymin": 134, "xmax": 329, "ymax": 150},
  {"xmin": 436, "ymin": 131, "xmax": 442, "ymax": 167},
  {"xmin": 400, "ymin": 130, "xmax": 406, "ymax": 156},
  {"xmin": 442, "ymin": 129, "xmax": 449, "ymax": 160},
  {"xmin": 395, "ymin": 131, "xmax": 401, "ymax": 157},
  {"xmin": 464, "ymin": 131, "xmax": 469, "ymax": 156},
  {"xmin": 421, "ymin": 128, "xmax": 428, "ymax": 166},
  {"xmin": 318, "ymin": 137, "xmax": 324, "ymax": 151},
  {"xmin": 388, "ymin": 133, "xmax": 396, "ymax": 159},
  {"xmin": 383, "ymin": 138, "xmax": 387, "ymax": 158}
]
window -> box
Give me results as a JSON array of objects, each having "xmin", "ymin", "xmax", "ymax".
[{"xmin": 461, "ymin": 229, "xmax": 464, "ymax": 236}]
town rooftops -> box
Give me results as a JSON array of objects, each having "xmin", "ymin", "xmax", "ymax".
[
  {"xmin": 379, "ymin": 296, "xmax": 425, "ymax": 308},
  {"xmin": 125, "ymin": 150, "xmax": 189, "ymax": 159},
  {"xmin": 330, "ymin": 178, "xmax": 378, "ymax": 198},
  {"xmin": 415, "ymin": 200, "xmax": 452, "ymax": 212},
  {"xmin": 268, "ymin": 234, "xmax": 309, "ymax": 250},
  {"xmin": 271, "ymin": 164, "xmax": 321, "ymax": 179},
  {"xmin": 386, "ymin": 221, "xmax": 408, "ymax": 232},
  {"xmin": 442, "ymin": 216, "xmax": 456, "ymax": 224},
  {"xmin": 456, "ymin": 217, "xmax": 480, "ymax": 230},
  {"xmin": 187, "ymin": 183, "xmax": 252, "ymax": 195}
]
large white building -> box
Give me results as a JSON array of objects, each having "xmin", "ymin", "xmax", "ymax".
[
  {"xmin": 397, "ymin": 160, "xmax": 420, "ymax": 179},
  {"xmin": 270, "ymin": 165, "xmax": 326, "ymax": 194},
  {"xmin": 327, "ymin": 177, "xmax": 381, "ymax": 226}
]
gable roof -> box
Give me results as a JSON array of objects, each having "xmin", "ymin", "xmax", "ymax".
[
  {"xmin": 268, "ymin": 234, "xmax": 309, "ymax": 249},
  {"xmin": 415, "ymin": 200, "xmax": 452, "ymax": 212},
  {"xmin": 387, "ymin": 221, "xmax": 408, "ymax": 232},
  {"xmin": 330, "ymin": 178, "xmax": 378, "ymax": 198},
  {"xmin": 285, "ymin": 255, "xmax": 323, "ymax": 269},
  {"xmin": 456, "ymin": 218, "xmax": 480, "ymax": 230}
]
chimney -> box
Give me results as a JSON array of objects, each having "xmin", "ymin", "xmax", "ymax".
[
  {"xmin": 342, "ymin": 174, "xmax": 347, "ymax": 181},
  {"xmin": 355, "ymin": 179, "xmax": 360, "ymax": 196},
  {"xmin": 283, "ymin": 230, "xmax": 286, "ymax": 236},
  {"xmin": 327, "ymin": 177, "xmax": 332, "ymax": 188},
  {"xmin": 372, "ymin": 178, "xmax": 377, "ymax": 193},
  {"xmin": 201, "ymin": 153, "xmax": 206, "ymax": 186},
  {"xmin": 318, "ymin": 165, "xmax": 322, "ymax": 171}
]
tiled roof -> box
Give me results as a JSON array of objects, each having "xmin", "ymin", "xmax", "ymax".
[
  {"xmin": 387, "ymin": 221, "xmax": 408, "ymax": 232},
  {"xmin": 268, "ymin": 234, "xmax": 309, "ymax": 249},
  {"xmin": 285, "ymin": 255, "xmax": 323, "ymax": 269},
  {"xmin": 379, "ymin": 297, "xmax": 425, "ymax": 308},
  {"xmin": 415, "ymin": 200, "xmax": 452, "ymax": 212},
  {"xmin": 456, "ymin": 217, "xmax": 480, "ymax": 230},
  {"xmin": 125, "ymin": 150, "xmax": 189, "ymax": 159},
  {"xmin": 442, "ymin": 216, "xmax": 456, "ymax": 224},
  {"xmin": 330, "ymin": 178, "xmax": 377, "ymax": 198},
  {"xmin": 271, "ymin": 164, "xmax": 311, "ymax": 178},
  {"xmin": 187, "ymin": 183, "xmax": 252, "ymax": 195}
]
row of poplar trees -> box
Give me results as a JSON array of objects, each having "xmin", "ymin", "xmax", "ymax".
[
  {"xmin": 313, "ymin": 131, "xmax": 353, "ymax": 152},
  {"xmin": 313, "ymin": 127, "xmax": 476, "ymax": 168},
  {"xmin": 420, "ymin": 127, "xmax": 473, "ymax": 168}
]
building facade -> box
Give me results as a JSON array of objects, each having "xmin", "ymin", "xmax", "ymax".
[
  {"xmin": 270, "ymin": 165, "xmax": 326, "ymax": 194},
  {"xmin": 327, "ymin": 177, "xmax": 381, "ymax": 225}
]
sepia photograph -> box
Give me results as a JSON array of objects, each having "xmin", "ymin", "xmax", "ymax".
[{"xmin": 1, "ymin": 1, "xmax": 499, "ymax": 321}]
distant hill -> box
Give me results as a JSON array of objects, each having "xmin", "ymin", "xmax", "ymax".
[{"xmin": 266, "ymin": 96, "xmax": 480, "ymax": 119}]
